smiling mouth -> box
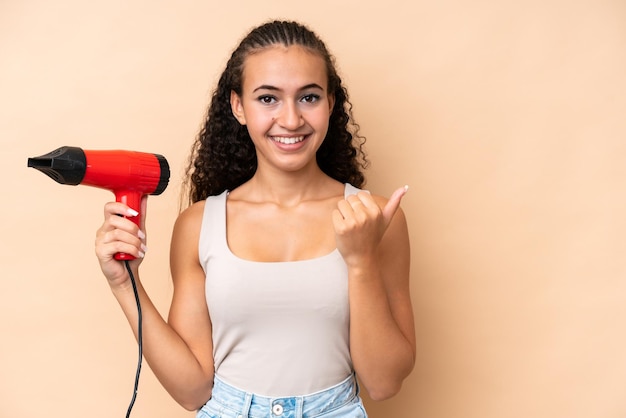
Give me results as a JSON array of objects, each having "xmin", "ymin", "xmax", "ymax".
[{"xmin": 270, "ymin": 135, "xmax": 305, "ymax": 145}]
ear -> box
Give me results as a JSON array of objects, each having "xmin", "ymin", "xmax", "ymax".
[
  {"xmin": 230, "ymin": 90, "xmax": 246, "ymax": 125},
  {"xmin": 327, "ymin": 92, "xmax": 335, "ymax": 113}
]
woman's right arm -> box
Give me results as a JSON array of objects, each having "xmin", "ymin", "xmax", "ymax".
[{"xmin": 95, "ymin": 200, "xmax": 214, "ymax": 411}]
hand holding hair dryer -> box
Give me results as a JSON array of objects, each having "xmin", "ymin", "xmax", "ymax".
[{"xmin": 27, "ymin": 146, "xmax": 170, "ymax": 260}]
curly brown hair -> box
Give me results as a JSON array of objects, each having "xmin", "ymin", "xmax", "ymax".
[{"xmin": 182, "ymin": 20, "xmax": 368, "ymax": 206}]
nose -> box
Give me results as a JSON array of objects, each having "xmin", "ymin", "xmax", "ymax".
[{"xmin": 276, "ymin": 101, "xmax": 304, "ymax": 130}]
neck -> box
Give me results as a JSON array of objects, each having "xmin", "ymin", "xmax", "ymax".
[{"xmin": 244, "ymin": 166, "xmax": 339, "ymax": 207}]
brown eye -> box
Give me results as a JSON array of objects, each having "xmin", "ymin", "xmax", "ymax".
[
  {"xmin": 301, "ymin": 94, "xmax": 320, "ymax": 103},
  {"xmin": 258, "ymin": 95, "xmax": 277, "ymax": 104}
]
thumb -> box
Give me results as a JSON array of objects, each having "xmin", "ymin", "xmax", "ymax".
[{"xmin": 382, "ymin": 185, "xmax": 408, "ymax": 225}]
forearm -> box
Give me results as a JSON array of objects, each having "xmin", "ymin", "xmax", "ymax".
[
  {"xmin": 348, "ymin": 260, "xmax": 415, "ymax": 401},
  {"xmin": 110, "ymin": 272, "xmax": 213, "ymax": 410}
]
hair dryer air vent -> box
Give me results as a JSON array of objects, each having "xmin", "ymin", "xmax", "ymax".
[{"xmin": 27, "ymin": 146, "xmax": 87, "ymax": 185}]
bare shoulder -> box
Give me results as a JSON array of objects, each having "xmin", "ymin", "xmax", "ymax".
[
  {"xmin": 170, "ymin": 200, "xmax": 206, "ymax": 281},
  {"xmin": 172, "ymin": 200, "xmax": 207, "ymax": 245},
  {"xmin": 175, "ymin": 200, "xmax": 206, "ymax": 230}
]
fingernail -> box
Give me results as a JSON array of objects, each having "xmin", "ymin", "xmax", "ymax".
[
  {"xmin": 140, "ymin": 243, "xmax": 148, "ymax": 253},
  {"xmin": 138, "ymin": 251, "xmax": 145, "ymax": 258},
  {"xmin": 138, "ymin": 230, "xmax": 146, "ymax": 240},
  {"xmin": 404, "ymin": 185, "xmax": 409, "ymax": 192},
  {"xmin": 127, "ymin": 208, "xmax": 139, "ymax": 217}
]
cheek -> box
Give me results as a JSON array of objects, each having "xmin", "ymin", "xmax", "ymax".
[
  {"xmin": 309, "ymin": 109, "xmax": 331, "ymax": 131},
  {"xmin": 244, "ymin": 111, "xmax": 273, "ymax": 130},
  {"xmin": 243, "ymin": 114, "xmax": 276, "ymax": 142}
]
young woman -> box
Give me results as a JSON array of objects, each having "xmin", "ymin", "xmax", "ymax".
[{"xmin": 95, "ymin": 20, "xmax": 415, "ymax": 418}]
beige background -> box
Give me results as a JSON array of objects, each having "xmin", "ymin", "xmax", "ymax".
[{"xmin": 1, "ymin": 1, "xmax": 625, "ymax": 417}]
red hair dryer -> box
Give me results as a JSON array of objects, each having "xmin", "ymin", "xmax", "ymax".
[{"xmin": 28, "ymin": 146, "xmax": 170, "ymax": 260}]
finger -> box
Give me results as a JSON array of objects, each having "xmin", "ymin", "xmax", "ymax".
[
  {"xmin": 96, "ymin": 224, "xmax": 146, "ymax": 258},
  {"xmin": 346, "ymin": 192, "xmax": 378, "ymax": 216},
  {"xmin": 104, "ymin": 201, "xmax": 140, "ymax": 219},
  {"xmin": 102, "ymin": 202, "xmax": 144, "ymax": 240},
  {"xmin": 99, "ymin": 240, "xmax": 146, "ymax": 260},
  {"xmin": 382, "ymin": 185, "xmax": 408, "ymax": 225},
  {"xmin": 336, "ymin": 199, "xmax": 356, "ymax": 219},
  {"xmin": 347, "ymin": 190, "xmax": 373, "ymax": 203}
]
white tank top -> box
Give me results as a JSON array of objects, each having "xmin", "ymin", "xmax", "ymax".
[{"xmin": 199, "ymin": 184, "xmax": 360, "ymax": 397}]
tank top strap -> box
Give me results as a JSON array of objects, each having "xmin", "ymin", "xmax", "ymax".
[
  {"xmin": 343, "ymin": 183, "xmax": 363, "ymax": 197},
  {"xmin": 198, "ymin": 190, "xmax": 229, "ymax": 269}
]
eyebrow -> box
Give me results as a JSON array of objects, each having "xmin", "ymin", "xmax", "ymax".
[{"xmin": 252, "ymin": 83, "xmax": 325, "ymax": 93}]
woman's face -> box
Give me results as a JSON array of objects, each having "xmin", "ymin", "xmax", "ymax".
[{"xmin": 230, "ymin": 45, "xmax": 335, "ymax": 175}]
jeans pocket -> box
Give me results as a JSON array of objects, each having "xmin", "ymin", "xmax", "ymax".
[
  {"xmin": 320, "ymin": 399, "xmax": 368, "ymax": 418},
  {"xmin": 196, "ymin": 400, "xmax": 225, "ymax": 418}
]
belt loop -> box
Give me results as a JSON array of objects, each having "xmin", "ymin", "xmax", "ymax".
[
  {"xmin": 240, "ymin": 392, "xmax": 253, "ymax": 418},
  {"xmin": 353, "ymin": 372, "xmax": 360, "ymax": 397},
  {"xmin": 295, "ymin": 396, "xmax": 304, "ymax": 418}
]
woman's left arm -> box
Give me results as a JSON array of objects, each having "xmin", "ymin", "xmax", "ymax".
[{"xmin": 333, "ymin": 187, "xmax": 416, "ymax": 401}]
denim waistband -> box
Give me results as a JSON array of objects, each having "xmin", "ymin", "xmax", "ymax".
[{"xmin": 209, "ymin": 373, "xmax": 360, "ymax": 418}]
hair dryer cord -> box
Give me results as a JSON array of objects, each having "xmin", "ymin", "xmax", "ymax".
[{"xmin": 124, "ymin": 260, "xmax": 143, "ymax": 418}]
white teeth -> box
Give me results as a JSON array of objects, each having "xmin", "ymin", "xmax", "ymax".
[{"xmin": 271, "ymin": 136, "xmax": 304, "ymax": 144}]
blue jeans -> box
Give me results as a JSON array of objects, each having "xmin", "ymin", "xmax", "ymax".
[{"xmin": 197, "ymin": 374, "xmax": 368, "ymax": 418}]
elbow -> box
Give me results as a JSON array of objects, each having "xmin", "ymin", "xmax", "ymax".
[
  {"xmin": 359, "ymin": 360, "xmax": 414, "ymax": 401},
  {"xmin": 364, "ymin": 381, "xmax": 403, "ymax": 402},
  {"xmin": 359, "ymin": 360, "xmax": 415, "ymax": 401},
  {"xmin": 180, "ymin": 403, "xmax": 198, "ymax": 412},
  {"xmin": 174, "ymin": 387, "xmax": 213, "ymax": 412},
  {"xmin": 179, "ymin": 396, "xmax": 210, "ymax": 412}
]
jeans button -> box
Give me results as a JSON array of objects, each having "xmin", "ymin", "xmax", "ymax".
[{"xmin": 272, "ymin": 403, "xmax": 284, "ymax": 416}]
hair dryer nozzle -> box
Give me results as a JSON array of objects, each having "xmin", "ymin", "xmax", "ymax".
[{"xmin": 27, "ymin": 146, "xmax": 86, "ymax": 185}]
